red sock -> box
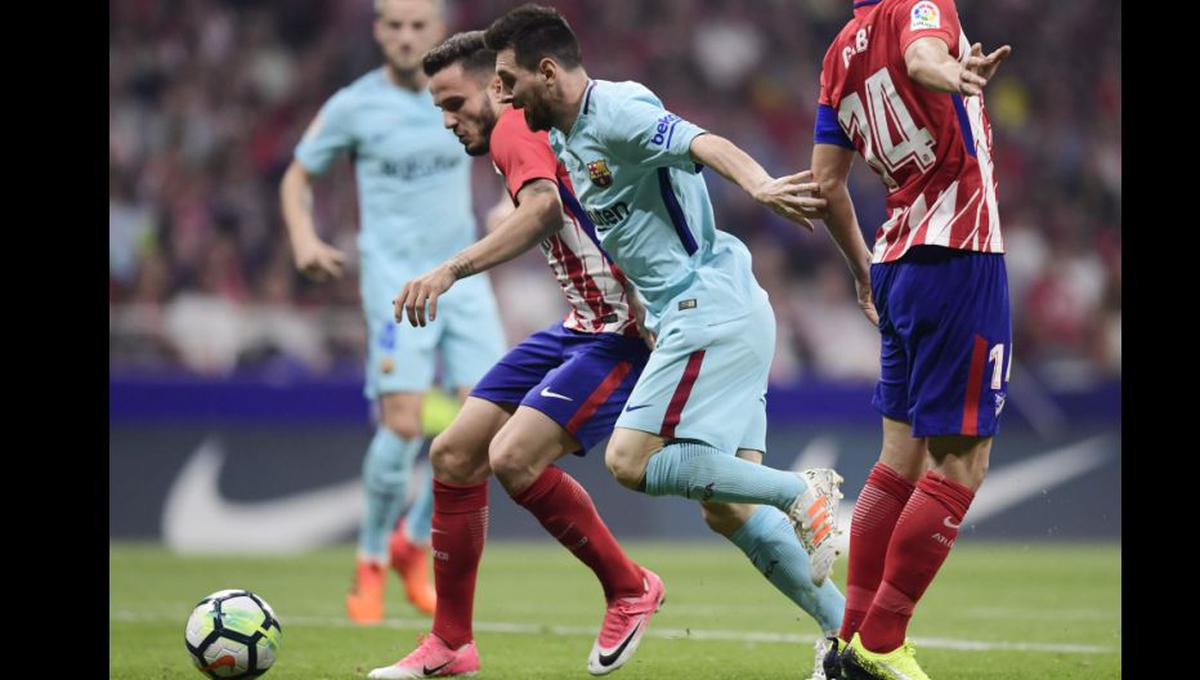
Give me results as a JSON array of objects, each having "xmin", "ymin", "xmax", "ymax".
[
  {"xmin": 430, "ymin": 479, "xmax": 489, "ymax": 649},
  {"xmin": 512, "ymin": 465, "xmax": 644, "ymax": 602},
  {"xmin": 858, "ymin": 471, "xmax": 974, "ymax": 652},
  {"xmin": 839, "ymin": 463, "xmax": 916, "ymax": 642}
]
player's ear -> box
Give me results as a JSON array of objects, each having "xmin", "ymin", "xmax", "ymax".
[{"xmin": 538, "ymin": 57, "xmax": 557, "ymax": 86}]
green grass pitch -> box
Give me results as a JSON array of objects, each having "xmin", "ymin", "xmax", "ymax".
[{"xmin": 111, "ymin": 541, "xmax": 1119, "ymax": 679}]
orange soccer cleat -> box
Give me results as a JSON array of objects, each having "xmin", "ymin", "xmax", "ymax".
[
  {"xmin": 346, "ymin": 558, "xmax": 387, "ymax": 624},
  {"xmin": 390, "ymin": 527, "xmax": 437, "ymax": 616}
]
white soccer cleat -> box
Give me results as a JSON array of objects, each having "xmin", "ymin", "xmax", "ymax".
[{"xmin": 788, "ymin": 468, "xmax": 845, "ymax": 586}]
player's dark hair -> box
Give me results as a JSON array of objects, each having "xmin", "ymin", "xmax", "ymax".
[
  {"xmin": 483, "ymin": 3, "xmax": 582, "ymax": 71},
  {"xmin": 421, "ymin": 31, "xmax": 496, "ymax": 78}
]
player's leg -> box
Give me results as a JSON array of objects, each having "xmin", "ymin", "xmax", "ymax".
[
  {"xmin": 608, "ymin": 302, "xmax": 843, "ymax": 579},
  {"xmin": 853, "ymin": 435, "xmax": 988, "ymax": 661},
  {"xmin": 837, "ymin": 417, "xmax": 925, "ymax": 647},
  {"xmin": 490, "ymin": 333, "xmax": 662, "ymax": 675},
  {"xmin": 837, "ymin": 256, "xmax": 925, "ymax": 652},
  {"xmin": 350, "ymin": 391, "xmax": 429, "ymax": 621},
  {"xmin": 371, "ymin": 327, "xmax": 566, "ymax": 679},
  {"xmin": 844, "ymin": 249, "xmax": 1010, "ymax": 679},
  {"xmin": 353, "ymin": 257, "xmax": 441, "ymax": 623},
  {"xmin": 701, "ymin": 452, "xmax": 845, "ymax": 635},
  {"xmin": 370, "ymin": 396, "xmax": 510, "ymax": 679}
]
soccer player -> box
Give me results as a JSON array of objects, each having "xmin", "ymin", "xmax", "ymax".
[
  {"xmin": 808, "ymin": 1, "xmax": 1011, "ymax": 678},
  {"xmin": 366, "ymin": 30, "xmax": 662, "ymax": 679},
  {"xmin": 484, "ymin": 6, "xmax": 851, "ymax": 676},
  {"xmin": 279, "ymin": 0, "xmax": 506, "ymax": 624}
]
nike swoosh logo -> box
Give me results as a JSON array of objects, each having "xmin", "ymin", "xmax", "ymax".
[
  {"xmin": 943, "ymin": 516, "xmax": 962, "ymax": 529},
  {"xmin": 813, "ymin": 435, "xmax": 1117, "ymax": 557},
  {"xmin": 163, "ymin": 438, "xmax": 366, "ymax": 553},
  {"xmin": 540, "ymin": 387, "xmax": 573, "ymax": 401},
  {"xmin": 422, "ymin": 660, "xmax": 453, "ymax": 675},
  {"xmin": 624, "ymin": 403, "xmax": 652, "ymax": 412},
  {"xmin": 598, "ymin": 620, "xmax": 642, "ymax": 667}
]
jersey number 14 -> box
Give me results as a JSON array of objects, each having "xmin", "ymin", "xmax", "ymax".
[{"xmin": 838, "ymin": 68, "xmax": 937, "ymax": 189}]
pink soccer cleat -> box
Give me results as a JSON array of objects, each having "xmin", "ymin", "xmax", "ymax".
[
  {"xmin": 366, "ymin": 634, "xmax": 480, "ymax": 679},
  {"xmin": 586, "ymin": 567, "xmax": 666, "ymax": 675}
]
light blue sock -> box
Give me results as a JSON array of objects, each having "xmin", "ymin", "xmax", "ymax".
[
  {"xmin": 643, "ymin": 440, "xmax": 806, "ymax": 511},
  {"xmin": 358, "ymin": 428, "xmax": 423, "ymax": 561},
  {"xmin": 728, "ymin": 506, "xmax": 845, "ymax": 634},
  {"xmin": 403, "ymin": 460, "xmax": 434, "ymax": 545}
]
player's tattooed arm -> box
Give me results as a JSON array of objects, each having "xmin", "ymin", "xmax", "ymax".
[
  {"xmin": 905, "ymin": 38, "xmax": 1011, "ymax": 97},
  {"xmin": 688, "ymin": 134, "xmax": 827, "ymax": 231},
  {"xmin": 811, "ymin": 142, "xmax": 878, "ymax": 326},
  {"xmin": 394, "ymin": 178, "xmax": 561, "ymax": 327}
]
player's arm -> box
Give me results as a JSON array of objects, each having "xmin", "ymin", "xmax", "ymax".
[
  {"xmin": 395, "ymin": 179, "xmax": 561, "ymax": 327},
  {"xmin": 811, "ymin": 142, "xmax": 878, "ymax": 326},
  {"xmin": 688, "ymin": 135, "xmax": 828, "ymax": 232},
  {"xmin": 904, "ymin": 38, "xmax": 1011, "ymax": 96},
  {"xmin": 280, "ymin": 96, "xmax": 355, "ymax": 281},
  {"xmin": 279, "ymin": 160, "xmax": 346, "ymax": 281}
]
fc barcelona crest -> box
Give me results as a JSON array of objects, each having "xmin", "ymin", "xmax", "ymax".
[{"xmin": 587, "ymin": 159, "xmax": 613, "ymax": 188}]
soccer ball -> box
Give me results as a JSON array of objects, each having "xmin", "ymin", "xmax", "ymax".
[{"xmin": 184, "ymin": 589, "xmax": 282, "ymax": 678}]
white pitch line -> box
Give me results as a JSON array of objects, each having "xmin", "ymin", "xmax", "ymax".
[{"xmin": 111, "ymin": 611, "xmax": 1115, "ymax": 655}]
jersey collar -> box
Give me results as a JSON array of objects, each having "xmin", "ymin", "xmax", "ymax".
[
  {"xmin": 853, "ymin": 0, "xmax": 882, "ymax": 16},
  {"xmin": 564, "ymin": 80, "xmax": 597, "ymax": 141}
]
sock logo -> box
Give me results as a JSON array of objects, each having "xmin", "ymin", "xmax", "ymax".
[
  {"xmin": 931, "ymin": 532, "xmax": 955, "ymax": 548},
  {"xmin": 433, "ymin": 550, "xmax": 450, "ymax": 561},
  {"xmin": 701, "ymin": 482, "xmax": 716, "ymax": 501},
  {"xmin": 942, "ymin": 516, "xmax": 961, "ymax": 530},
  {"xmin": 762, "ymin": 559, "xmax": 779, "ymax": 579}
]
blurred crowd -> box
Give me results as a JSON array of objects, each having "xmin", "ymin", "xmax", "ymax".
[{"xmin": 109, "ymin": 0, "xmax": 1121, "ymax": 387}]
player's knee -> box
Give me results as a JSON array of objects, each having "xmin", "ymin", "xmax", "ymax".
[
  {"xmin": 604, "ymin": 443, "xmax": 646, "ymax": 489},
  {"xmin": 363, "ymin": 442, "xmax": 411, "ymax": 492},
  {"xmin": 699, "ymin": 502, "xmax": 747, "ymax": 537},
  {"xmin": 430, "ymin": 431, "xmax": 488, "ymax": 485},
  {"xmin": 487, "ymin": 432, "xmax": 538, "ymax": 493},
  {"xmin": 382, "ymin": 410, "xmax": 422, "ymax": 440}
]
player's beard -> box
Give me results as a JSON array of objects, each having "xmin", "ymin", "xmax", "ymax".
[
  {"xmin": 521, "ymin": 100, "xmax": 553, "ymax": 132},
  {"xmin": 466, "ymin": 103, "xmax": 499, "ymax": 157}
]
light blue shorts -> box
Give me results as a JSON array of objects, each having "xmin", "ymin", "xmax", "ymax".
[
  {"xmin": 361, "ymin": 260, "xmax": 506, "ymax": 400},
  {"xmin": 615, "ymin": 297, "xmax": 775, "ymax": 454}
]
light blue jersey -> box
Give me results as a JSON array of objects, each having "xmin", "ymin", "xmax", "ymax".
[
  {"xmin": 295, "ymin": 68, "xmax": 505, "ymax": 399},
  {"xmin": 549, "ymin": 80, "xmax": 775, "ymax": 454},
  {"xmin": 548, "ymin": 79, "xmax": 769, "ymax": 337},
  {"xmin": 296, "ymin": 68, "xmax": 476, "ymax": 269}
]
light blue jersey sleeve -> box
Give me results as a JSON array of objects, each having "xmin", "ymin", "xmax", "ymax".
[
  {"xmin": 295, "ymin": 89, "xmax": 357, "ymax": 176},
  {"xmin": 600, "ymin": 89, "xmax": 707, "ymax": 173}
]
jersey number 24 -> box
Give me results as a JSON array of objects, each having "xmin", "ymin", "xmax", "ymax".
[{"xmin": 838, "ymin": 68, "xmax": 937, "ymax": 189}]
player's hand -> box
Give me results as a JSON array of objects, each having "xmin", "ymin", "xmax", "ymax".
[
  {"xmin": 395, "ymin": 265, "xmax": 456, "ymax": 327},
  {"xmin": 855, "ymin": 274, "xmax": 879, "ymax": 327},
  {"xmin": 960, "ymin": 43, "xmax": 1012, "ymax": 96},
  {"xmin": 752, "ymin": 170, "xmax": 828, "ymax": 231},
  {"xmin": 292, "ymin": 237, "xmax": 346, "ymax": 282}
]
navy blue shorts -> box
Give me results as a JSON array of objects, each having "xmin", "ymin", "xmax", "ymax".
[
  {"xmin": 470, "ymin": 323, "xmax": 651, "ymax": 454},
  {"xmin": 870, "ymin": 246, "xmax": 1012, "ymax": 438}
]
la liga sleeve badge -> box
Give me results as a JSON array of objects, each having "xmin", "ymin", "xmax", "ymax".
[{"xmin": 911, "ymin": 1, "xmax": 941, "ymax": 30}]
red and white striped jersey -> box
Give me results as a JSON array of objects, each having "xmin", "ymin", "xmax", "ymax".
[
  {"xmin": 817, "ymin": 0, "xmax": 1002, "ymax": 263},
  {"xmin": 489, "ymin": 108, "xmax": 638, "ymax": 336}
]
